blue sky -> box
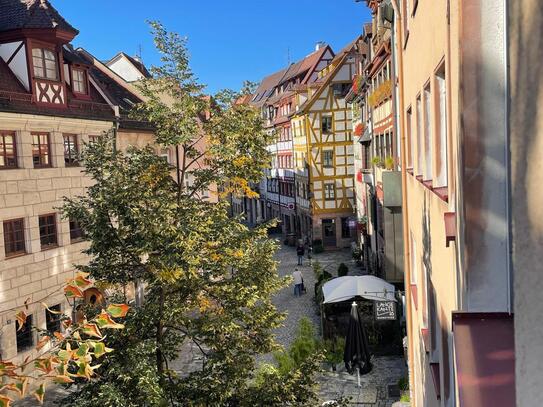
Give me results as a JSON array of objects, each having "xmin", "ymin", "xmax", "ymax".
[{"xmin": 54, "ymin": 0, "xmax": 371, "ymax": 94}]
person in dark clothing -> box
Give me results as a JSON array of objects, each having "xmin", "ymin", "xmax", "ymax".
[{"xmin": 296, "ymin": 244, "xmax": 305, "ymax": 265}]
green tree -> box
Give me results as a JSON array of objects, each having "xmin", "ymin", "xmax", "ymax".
[{"xmin": 61, "ymin": 22, "xmax": 323, "ymax": 406}]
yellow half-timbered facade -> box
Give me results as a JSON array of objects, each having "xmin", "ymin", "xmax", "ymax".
[{"xmin": 292, "ymin": 40, "xmax": 360, "ymax": 249}]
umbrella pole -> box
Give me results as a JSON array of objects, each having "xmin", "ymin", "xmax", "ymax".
[{"xmin": 357, "ymin": 367, "xmax": 360, "ymax": 387}]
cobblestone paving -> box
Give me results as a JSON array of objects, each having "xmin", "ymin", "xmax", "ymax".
[
  {"xmin": 13, "ymin": 240, "xmax": 406, "ymax": 407},
  {"xmin": 271, "ymin": 242, "xmax": 406, "ymax": 406}
]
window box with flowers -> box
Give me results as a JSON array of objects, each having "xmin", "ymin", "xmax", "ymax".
[
  {"xmin": 351, "ymin": 74, "xmax": 363, "ymax": 95},
  {"xmin": 354, "ymin": 123, "xmax": 365, "ymax": 137},
  {"xmin": 368, "ymin": 80, "xmax": 393, "ymax": 108}
]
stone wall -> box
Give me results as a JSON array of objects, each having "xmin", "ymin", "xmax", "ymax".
[{"xmin": 0, "ymin": 112, "xmax": 112, "ymax": 364}]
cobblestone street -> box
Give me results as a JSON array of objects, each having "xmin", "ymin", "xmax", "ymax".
[
  {"xmin": 13, "ymin": 240, "xmax": 406, "ymax": 407},
  {"xmin": 270, "ymin": 241, "xmax": 406, "ymax": 406}
]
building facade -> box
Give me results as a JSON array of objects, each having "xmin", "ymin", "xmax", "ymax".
[
  {"xmin": 348, "ymin": 2, "xmax": 404, "ymax": 284},
  {"xmin": 393, "ymin": 0, "xmax": 513, "ymax": 406},
  {"xmin": 0, "ymin": 0, "xmax": 176, "ymax": 378},
  {"xmin": 291, "ymin": 42, "xmax": 358, "ymax": 249}
]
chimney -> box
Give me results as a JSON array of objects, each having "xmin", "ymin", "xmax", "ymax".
[{"xmin": 315, "ymin": 41, "xmax": 326, "ymax": 51}]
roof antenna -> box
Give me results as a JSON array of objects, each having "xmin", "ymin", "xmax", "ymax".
[{"xmin": 135, "ymin": 44, "xmax": 143, "ymax": 63}]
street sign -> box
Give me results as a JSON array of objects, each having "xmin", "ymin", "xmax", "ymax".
[{"xmin": 374, "ymin": 301, "xmax": 396, "ymax": 321}]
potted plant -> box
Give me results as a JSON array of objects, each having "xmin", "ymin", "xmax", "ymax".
[
  {"xmin": 384, "ymin": 156, "xmax": 395, "ymax": 170},
  {"xmin": 371, "ymin": 156, "xmax": 383, "ymax": 168}
]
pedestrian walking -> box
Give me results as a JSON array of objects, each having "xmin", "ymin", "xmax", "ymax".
[
  {"xmin": 296, "ymin": 243, "xmax": 305, "ymax": 265},
  {"xmin": 293, "ymin": 267, "xmax": 303, "ymax": 296}
]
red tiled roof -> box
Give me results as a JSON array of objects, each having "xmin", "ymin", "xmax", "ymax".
[{"xmin": 0, "ymin": 0, "xmax": 78, "ymax": 34}]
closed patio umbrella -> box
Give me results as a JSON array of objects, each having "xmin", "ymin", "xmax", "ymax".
[{"xmin": 344, "ymin": 302, "xmax": 372, "ymax": 385}]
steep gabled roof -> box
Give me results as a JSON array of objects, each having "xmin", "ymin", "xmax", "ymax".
[
  {"xmin": 296, "ymin": 36, "xmax": 361, "ymax": 115},
  {"xmin": 0, "ymin": 0, "xmax": 78, "ymax": 34},
  {"xmin": 106, "ymin": 52, "xmax": 152, "ymax": 79},
  {"xmin": 250, "ymin": 67, "xmax": 288, "ymax": 107}
]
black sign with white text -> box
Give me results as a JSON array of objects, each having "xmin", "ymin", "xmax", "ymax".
[{"xmin": 374, "ymin": 301, "xmax": 396, "ymax": 321}]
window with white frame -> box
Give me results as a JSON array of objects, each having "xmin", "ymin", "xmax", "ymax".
[
  {"xmin": 406, "ymin": 107, "xmax": 413, "ymax": 168},
  {"xmin": 423, "ymin": 83, "xmax": 432, "ymax": 180},
  {"xmin": 322, "ymin": 150, "xmax": 334, "ymax": 168},
  {"xmin": 416, "ymin": 96, "xmax": 422, "ymax": 174},
  {"xmin": 435, "ymin": 64, "xmax": 448, "ymax": 187},
  {"xmin": 324, "ymin": 183, "xmax": 335, "ymax": 200}
]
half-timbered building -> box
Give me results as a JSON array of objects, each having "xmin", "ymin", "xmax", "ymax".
[{"xmin": 291, "ymin": 39, "xmax": 360, "ymax": 249}]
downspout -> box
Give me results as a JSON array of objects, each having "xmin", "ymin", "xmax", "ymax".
[{"xmin": 503, "ymin": 0, "xmax": 512, "ymax": 313}]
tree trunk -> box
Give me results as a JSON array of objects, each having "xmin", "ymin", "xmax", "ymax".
[{"xmin": 156, "ymin": 285, "xmax": 165, "ymax": 379}]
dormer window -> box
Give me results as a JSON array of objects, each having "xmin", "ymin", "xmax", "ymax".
[
  {"xmin": 32, "ymin": 48, "xmax": 58, "ymax": 81},
  {"xmin": 72, "ymin": 68, "xmax": 87, "ymax": 94}
]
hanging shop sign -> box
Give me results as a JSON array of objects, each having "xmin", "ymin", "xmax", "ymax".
[{"xmin": 374, "ymin": 301, "xmax": 397, "ymax": 321}]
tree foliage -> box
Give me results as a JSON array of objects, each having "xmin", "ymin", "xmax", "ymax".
[
  {"xmin": 0, "ymin": 275, "xmax": 129, "ymax": 406},
  {"xmin": 59, "ymin": 22, "xmax": 324, "ymax": 406}
]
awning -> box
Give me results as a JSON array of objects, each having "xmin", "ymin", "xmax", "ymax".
[
  {"xmin": 452, "ymin": 312, "xmax": 515, "ymax": 407},
  {"xmin": 322, "ymin": 276, "xmax": 396, "ymax": 304}
]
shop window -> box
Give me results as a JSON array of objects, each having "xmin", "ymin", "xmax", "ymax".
[
  {"xmin": 0, "ymin": 131, "xmax": 17, "ymax": 168},
  {"xmin": 341, "ymin": 217, "xmax": 352, "ymax": 238},
  {"xmin": 32, "ymin": 133, "xmax": 51, "ymax": 168},
  {"xmin": 3, "ymin": 218, "xmax": 25, "ymax": 257},
  {"xmin": 39, "ymin": 214, "xmax": 58, "ymax": 249},
  {"xmin": 63, "ymin": 134, "xmax": 79, "ymax": 166},
  {"xmin": 16, "ymin": 314, "xmax": 34, "ymax": 353}
]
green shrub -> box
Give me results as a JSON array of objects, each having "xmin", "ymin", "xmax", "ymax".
[
  {"xmin": 323, "ymin": 336, "xmax": 345, "ymax": 367},
  {"xmin": 273, "ymin": 318, "xmax": 320, "ymax": 376},
  {"xmin": 312, "ymin": 239, "xmax": 324, "ymax": 253},
  {"xmin": 337, "ymin": 263, "xmax": 349, "ymax": 277},
  {"xmin": 398, "ymin": 376, "xmax": 409, "ymax": 391}
]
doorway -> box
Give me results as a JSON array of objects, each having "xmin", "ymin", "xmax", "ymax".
[{"xmin": 322, "ymin": 218, "xmax": 337, "ymax": 247}]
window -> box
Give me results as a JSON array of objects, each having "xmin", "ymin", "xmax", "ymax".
[
  {"xmin": 324, "ymin": 183, "xmax": 335, "ymax": 200},
  {"xmin": 322, "ymin": 115, "xmax": 333, "ymax": 133},
  {"xmin": 435, "ymin": 64, "xmax": 448, "ymax": 187},
  {"xmin": 45, "ymin": 304, "xmax": 62, "ymax": 333},
  {"xmin": 3, "ymin": 218, "xmax": 25, "ymax": 257},
  {"xmin": 16, "ymin": 314, "xmax": 34, "ymax": 353},
  {"xmin": 32, "ymin": 133, "xmax": 50, "ymax": 168},
  {"xmin": 32, "ymin": 48, "xmax": 58, "ymax": 80},
  {"xmin": 159, "ymin": 148, "xmax": 171, "ymax": 164},
  {"xmin": 341, "ymin": 217, "xmax": 352, "ymax": 239},
  {"xmin": 423, "ymin": 84, "xmax": 432, "ymax": 180},
  {"xmin": 88, "ymin": 135, "xmax": 100, "ymax": 144},
  {"xmin": 0, "ymin": 131, "xmax": 17, "ymax": 168},
  {"xmin": 63, "ymin": 134, "xmax": 78, "ymax": 166},
  {"xmin": 69, "ymin": 218, "xmax": 84, "ymax": 242},
  {"xmin": 323, "ymin": 150, "xmax": 334, "ymax": 168},
  {"xmin": 39, "ymin": 214, "xmax": 58, "ymax": 249},
  {"xmin": 72, "ymin": 68, "xmax": 87, "ymax": 94},
  {"xmin": 416, "ymin": 95, "xmax": 422, "ymax": 174},
  {"xmin": 406, "ymin": 107, "xmax": 413, "ymax": 168}
]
